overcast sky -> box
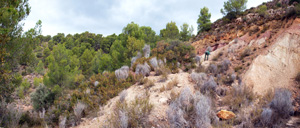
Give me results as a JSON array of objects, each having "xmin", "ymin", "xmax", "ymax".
[{"xmin": 23, "ymin": 0, "xmax": 270, "ymax": 36}]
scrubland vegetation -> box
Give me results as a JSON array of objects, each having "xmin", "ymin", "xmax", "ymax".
[{"xmin": 1, "ymin": 0, "xmax": 300, "ymax": 127}]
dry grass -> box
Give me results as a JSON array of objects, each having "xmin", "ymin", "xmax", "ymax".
[
  {"xmin": 140, "ymin": 78, "xmax": 149, "ymax": 85},
  {"xmin": 170, "ymin": 90, "xmax": 179, "ymax": 101},
  {"xmin": 144, "ymin": 80, "xmax": 155, "ymax": 89},
  {"xmin": 159, "ymin": 72, "xmax": 168, "ymax": 82},
  {"xmin": 159, "ymin": 86, "xmax": 166, "ymax": 92},
  {"xmin": 165, "ymin": 78, "xmax": 178, "ymax": 91}
]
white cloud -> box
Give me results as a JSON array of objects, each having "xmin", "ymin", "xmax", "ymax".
[{"xmin": 23, "ymin": 0, "xmax": 270, "ymax": 36}]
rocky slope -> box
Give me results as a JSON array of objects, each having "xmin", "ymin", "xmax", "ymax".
[{"xmin": 244, "ymin": 18, "xmax": 300, "ymax": 95}]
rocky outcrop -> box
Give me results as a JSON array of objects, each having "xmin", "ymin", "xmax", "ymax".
[
  {"xmin": 217, "ymin": 110, "xmax": 236, "ymax": 120},
  {"xmin": 244, "ymin": 19, "xmax": 300, "ymax": 95}
]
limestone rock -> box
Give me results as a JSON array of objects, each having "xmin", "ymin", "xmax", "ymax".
[
  {"xmin": 243, "ymin": 22, "xmax": 300, "ymax": 95},
  {"xmin": 217, "ymin": 110, "xmax": 236, "ymax": 120}
]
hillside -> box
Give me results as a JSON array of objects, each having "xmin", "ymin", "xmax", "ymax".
[
  {"xmin": 1, "ymin": 0, "xmax": 300, "ymax": 128},
  {"xmin": 75, "ymin": 2, "xmax": 300, "ymax": 128}
]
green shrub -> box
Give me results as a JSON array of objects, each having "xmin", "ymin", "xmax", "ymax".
[
  {"xmin": 151, "ymin": 40, "xmax": 195, "ymax": 69},
  {"xmin": 30, "ymin": 84, "xmax": 55, "ymax": 111},
  {"xmin": 26, "ymin": 66, "xmax": 35, "ymax": 74},
  {"xmin": 257, "ymin": 5, "xmax": 268, "ymax": 17},
  {"xmin": 12, "ymin": 73, "xmax": 23, "ymax": 86},
  {"xmin": 276, "ymin": 2, "xmax": 282, "ymax": 8},
  {"xmin": 33, "ymin": 77, "xmax": 43, "ymax": 87},
  {"xmin": 18, "ymin": 86, "xmax": 25, "ymax": 99},
  {"xmin": 21, "ymin": 79, "xmax": 31, "ymax": 89},
  {"xmin": 35, "ymin": 60, "xmax": 45, "ymax": 75}
]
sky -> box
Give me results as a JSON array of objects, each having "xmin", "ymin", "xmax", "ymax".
[{"xmin": 23, "ymin": 0, "xmax": 270, "ymax": 36}]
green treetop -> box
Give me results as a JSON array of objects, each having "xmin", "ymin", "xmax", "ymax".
[{"xmin": 197, "ymin": 7, "xmax": 212, "ymax": 32}]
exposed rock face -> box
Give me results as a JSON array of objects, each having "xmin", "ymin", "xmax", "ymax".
[
  {"xmin": 217, "ymin": 110, "xmax": 236, "ymax": 120},
  {"xmin": 244, "ymin": 20, "xmax": 300, "ymax": 95}
]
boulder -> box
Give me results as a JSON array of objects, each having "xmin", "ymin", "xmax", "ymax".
[{"xmin": 217, "ymin": 110, "xmax": 236, "ymax": 120}]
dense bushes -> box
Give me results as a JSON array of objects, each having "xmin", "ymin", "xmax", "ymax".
[
  {"xmin": 152, "ymin": 40, "xmax": 195, "ymax": 71},
  {"xmin": 89, "ymin": 72, "xmax": 135, "ymax": 105}
]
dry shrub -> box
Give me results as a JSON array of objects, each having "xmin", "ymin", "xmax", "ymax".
[
  {"xmin": 149, "ymin": 57, "xmax": 158, "ymax": 69},
  {"xmin": 222, "ymin": 73, "xmax": 236, "ymax": 85},
  {"xmin": 269, "ymin": 88, "xmax": 293, "ymax": 119},
  {"xmin": 115, "ymin": 66, "xmax": 129, "ymax": 80},
  {"xmin": 0, "ymin": 101, "xmax": 23, "ymax": 127},
  {"xmin": 158, "ymin": 66, "xmax": 170, "ymax": 82},
  {"xmin": 201, "ymin": 76, "xmax": 218, "ymax": 94},
  {"xmin": 155, "ymin": 65, "xmax": 170, "ymax": 76},
  {"xmin": 138, "ymin": 77, "xmax": 148, "ymax": 85},
  {"xmin": 195, "ymin": 55, "xmax": 201, "ymax": 64},
  {"xmin": 195, "ymin": 64, "xmax": 205, "ymax": 73},
  {"xmin": 143, "ymin": 44, "xmax": 151, "ymax": 58},
  {"xmin": 119, "ymin": 90, "xmax": 128, "ymax": 103},
  {"xmin": 166, "ymin": 87, "xmax": 214, "ymax": 127},
  {"xmin": 59, "ymin": 116, "xmax": 67, "ymax": 128},
  {"xmin": 110, "ymin": 95, "xmax": 153, "ymax": 127},
  {"xmin": 190, "ymin": 72, "xmax": 207, "ymax": 85},
  {"xmin": 170, "ymin": 90, "xmax": 179, "ymax": 101},
  {"xmin": 166, "ymin": 78, "xmax": 178, "ymax": 91},
  {"xmin": 260, "ymin": 108, "xmax": 273, "ymax": 127},
  {"xmin": 144, "ymin": 80, "xmax": 155, "ymax": 89},
  {"xmin": 135, "ymin": 62, "xmax": 151, "ymax": 77},
  {"xmin": 220, "ymin": 59, "xmax": 231, "ymax": 73},
  {"xmin": 131, "ymin": 52, "xmax": 142, "ymax": 67},
  {"xmin": 207, "ymin": 64, "xmax": 218, "ymax": 74},
  {"xmin": 223, "ymin": 83, "xmax": 255, "ymax": 112},
  {"xmin": 74, "ymin": 101, "xmax": 87, "ymax": 124},
  {"xmin": 257, "ymin": 88, "xmax": 293, "ymax": 127},
  {"xmin": 159, "ymin": 86, "xmax": 166, "ymax": 92}
]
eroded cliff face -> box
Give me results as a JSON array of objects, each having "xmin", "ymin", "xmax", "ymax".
[{"xmin": 244, "ymin": 19, "xmax": 300, "ymax": 95}]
